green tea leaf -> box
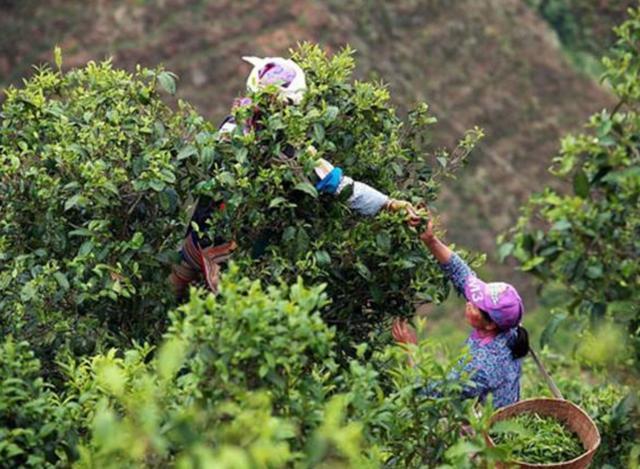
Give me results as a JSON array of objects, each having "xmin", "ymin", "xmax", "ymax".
[
  {"xmin": 294, "ymin": 182, "xmax": 318, "ymax": 198},
  {"xmin": 53, "ymin": 272, "xmax": 70, "ymax": 291},
  {"xmin": 269, "ymin": 197, "xmax": 287, "ymax": 208},
  {"xmin": 313, "ymin": 123, "xmax": 325, "ymax": 143},
  {"xmin": 177, "ymin": 145, "xmax": 198, "ymax": 160},
  {"xmin": 573, "ymin": 169, "xmax": 589, "ymax": 198},
  {"xmin": 158, "ymin": 71, "xmax": 176, "ymax": 95}
]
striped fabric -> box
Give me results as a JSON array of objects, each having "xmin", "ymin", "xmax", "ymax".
[{"xmin": 169, "ymin": 232, "xmax": 236, "ymax": 296}]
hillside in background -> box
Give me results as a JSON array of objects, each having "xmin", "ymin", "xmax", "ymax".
[
  {"xmin": 526, "ymin": 0, "xmax": 635, "ymax": 76},
  {"xmin": 0, "ymin": 0, "xmax": 632, "ymax": 305}
]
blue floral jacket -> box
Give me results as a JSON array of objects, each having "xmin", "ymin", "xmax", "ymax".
[{"xmin": 436, "ymin": 253, "xmax": 521, "ymax": 408}]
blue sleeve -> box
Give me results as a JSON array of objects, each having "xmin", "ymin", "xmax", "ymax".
[
  {"xmin": 439, "ymin": 252, "xmax": 476, "ymax": 297},
  {"xmin": 315, "ymin": 167, "xmax": 344, "ymax": 194}
]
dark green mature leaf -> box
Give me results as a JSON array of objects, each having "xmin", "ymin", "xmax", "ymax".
[
  {"xmin": 324, "ymin": 105, "xmax": 339, "ymax": 122},
  {"xmin": 64, "ymin": 194, "xmax": 87, "ymax": 211},
  {"xmin": 573, "ymin": 169, "xmax": 589, "ymax": 198},
  {"xmin": 375, "ymin": 232, "xmax": 391, "ymax": 252},
  {"xmin": 53, "ymin": 272, "xmax": 70, "ymax": 291},
  {"xmin": 200, "ymin": 146, "xmax": 215, "ymax": 169},
  {"xmin": 497, "ymin": 242, "xmax": 514, "ymax": 262},
  {"xmin": 269, "ymin": 197, "xmax": 287, "ymax": 208},
  {"xmin": 313, "ymin": 123, "xmax": 325, "ymax": 143},
  {"xmin": 315, "ymin": 250, "xmax": 331, "ymax": 265},
  {"xmin": 294, "ymin": 182, "xmax": 318, "ymax": 198},
  {"xmin": 177, "ymin": 145, "xmax": 198, "ymax": 160},
  {"xmin": 612, "ymin": 392, "xmax": 637, "ymax": 423},
  {"xmin": 355, "ymin": 262, "xmax": 371, "ymax": 280}
]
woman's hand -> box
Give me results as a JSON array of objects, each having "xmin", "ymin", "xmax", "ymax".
[
  {"xmin": 419, "ymin": 217, "xmax": 436, "ymax": 245},
  {"xmin": 417, "ymin": 211, "xmax": 453, "ymax": 264},
  {"xmin": 392, "ymin": 318, "xmax": 418, "ymax": 345},
  {"xmin": 387, "ymin": 199, "xmax": 422, "ymax": 226}
]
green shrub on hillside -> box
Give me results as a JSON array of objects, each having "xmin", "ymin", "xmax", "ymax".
[
  {"xmin": 62, "ymin": 269, "xmax": 343, "ymax": 467},
  {"xmin": 60, "ymin": 269, "xmax": 482, "ymax": 468},
  {"xmin": 501, "ymin": 8, "xmax": 640, "ymax": 364},
  {"xmin": 0, "ymin": 338, "xmax": 76, "ymax": 467},
  {"xmin": 0, "ymin": 44, "xmax": 481, "ymax": 368},
  {"xmin": 197, "ymin": 43, "xmax": 482, "ymax": 351},
  {"xmin": 0, "ymin": 59, "xmax": 212, "ymax": 366}
]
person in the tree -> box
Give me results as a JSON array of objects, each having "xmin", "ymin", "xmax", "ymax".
[
  {"xmin": 392, "ymin": 216, "xmax": 529, "ymax": 408},
  {"xmin": 170, "ymin": 56, "xmax": 420, "ymax": 296}
]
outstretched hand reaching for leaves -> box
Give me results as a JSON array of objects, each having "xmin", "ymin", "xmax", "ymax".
[{"xmin": 387, "ymin": 199, "xmax": 422, "ymax": 226}]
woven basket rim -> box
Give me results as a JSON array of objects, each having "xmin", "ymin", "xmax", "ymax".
[{"xmin": 486, "ymin": 397, "xmax": 601, "ymax": 468}]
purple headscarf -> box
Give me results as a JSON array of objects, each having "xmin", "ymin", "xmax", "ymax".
[{"xmin": 464, "ymin": 277, "xmax": 524, "ymax": 330}]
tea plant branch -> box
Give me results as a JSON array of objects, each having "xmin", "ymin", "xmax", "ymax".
[{"xmin": 610, "ymin": 97, "xmax": 627, "ymax": 119}]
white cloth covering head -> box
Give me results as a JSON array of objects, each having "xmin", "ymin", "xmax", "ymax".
[{"xmin": 242, "ymin": 56, "xmax": 307, "ymax": 105}]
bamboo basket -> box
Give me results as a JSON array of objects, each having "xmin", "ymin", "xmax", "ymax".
[{"xmin": 485, "ymin": 398, "xmax": 601, "ymax": 469}]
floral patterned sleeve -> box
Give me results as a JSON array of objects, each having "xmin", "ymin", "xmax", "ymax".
[
  {"xmin": 439, "ymin": 252, "xmax": 476, "ymax": 298},
  {"xmin": 416, "ymin": 362, "xmax": 492, "ymax": 403},
  {"xmin": 419, "ymin": 344, "xmax": 500, "ymax": 405}
]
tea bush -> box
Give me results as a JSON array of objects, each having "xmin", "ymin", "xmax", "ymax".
[
  {"xmin": 0, "ymin": 44, "xmax": 481, "ymax": 370},
  {"xmin": 55, "ymin": 267, "xmax": 372, "ymax": 467},
  {"xmin": 199, "ymin": 43, "xmax": 483, "ymax": 351},
  {"xmin": 59, "ymin": 269, "xmax": 482, "ymax": 468},
  {"xmin": 0, "ymin": 59, "xmax": 213, "ymax": 367},
  {"xmin": 501, "ymin": 8, "xmax": 640, "ymax": 364},
  {"xmin": 0, "ymin": 337, "xmax": 76, "ymax": 467},
  {"xmin": 5, "ymin": 272, "xmax": 634, "ymax": 467},
  {"xmin": 4, "ymin": 16, "xmax": 639, "ymax": 467}
]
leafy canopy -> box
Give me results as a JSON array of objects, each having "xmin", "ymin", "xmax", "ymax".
[{"xmin": 0, "ymin": 44, "xmax": 481, "ymax": 365}]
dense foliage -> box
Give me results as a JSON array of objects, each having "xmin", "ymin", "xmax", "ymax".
[
  {"xmin": 0, "ymin": 45, "xmax": 481, "ymax": 369},
  {"xmin": 0, "ymin": 58, "xmax": 208, "ymax": 367},
  {"xmin": 0, "ymin": 338, "xmax": 76, "ymax": 466},
  {"xmin": 197, "ymin": 43, "xmax": 481, "ymax": 349},
  {"xmin": 0, "ymin": 269, "xmax": 493, "ymax": 468},
  {"xmin": 0, "ymin": 44, "xmax": 491, "ymax": 467},
  {"xmin": 502, "ymin": 8, "xmax": 640, "ymax": 365}
]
